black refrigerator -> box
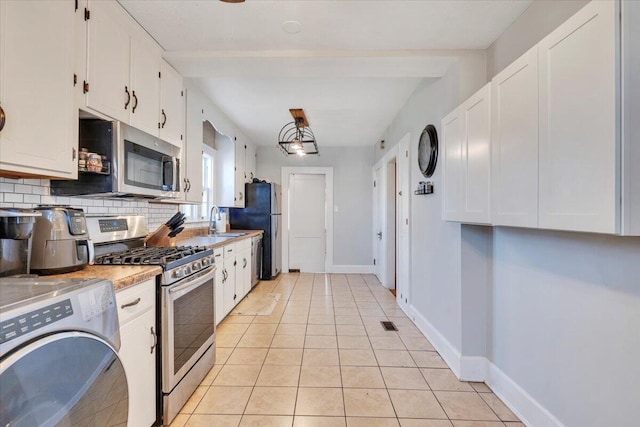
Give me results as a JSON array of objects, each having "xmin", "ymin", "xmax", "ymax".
[{"xmin": 229, "ymin": 183, "xmax": 281, "ymax": 280}]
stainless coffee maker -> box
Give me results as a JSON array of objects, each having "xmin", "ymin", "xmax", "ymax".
[
  {"xmin": 31, "ymin": 206, "xmax": 94, "ymax": 275},
  {"xmin": 0, "ymin": 209, "xmax": 41, "ymax": 277}
]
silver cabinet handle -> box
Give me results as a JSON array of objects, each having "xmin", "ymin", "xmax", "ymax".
[
  {"xmin": 243, "ymin": 258, "xmax": 247, "ymax": 268},
  {"xmin": 239, "ymin": 191, "xmax": 243, "ymax": 200},
  {"xmin": 120, "ymin": 297, "xmax": 141, "ymax": 309},
  {"xmin": 150, "ymin": 326, "xmax": 157, "ymax": 354}
]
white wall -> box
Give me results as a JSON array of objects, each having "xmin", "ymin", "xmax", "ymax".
[
  {"xmin": 374, "ymin": 53, "xmax": 486, "ymax": 356},
  {"xmin": 484, "ymin": 2, "xmax": 640, "ymax": 426},
  {"xmin": 256, "ymin": 146, "xmax": 374, "ymax": 267},
  {"xmin": 492, "ymin": 228, "xmax": 640, "ymax": 427}
]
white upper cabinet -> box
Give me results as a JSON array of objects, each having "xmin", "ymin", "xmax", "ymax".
[
  {"xmin": 442, "ymin": 109, "xmax": 463, "ymax": 221},
  {"xmin": 86, "ymin": 1, "xmax": 174, "ymax": 144},
  {"xmin": 86, "ymin": 0, "xmax": 131, "ymax": 123},
  {"xmin": 491, "ymin": 46, "xmax": 539, "ymax": 228},
  {"xmin": 160, "ymin": 60, "xmax": 185, "ymax": 147},
  {"xmin": 245, "ymin": 142, "xmax": 257, "ymax": 183},
  {"xmin": 129, "ymin": 33, "xmax": 161, "ymax": 137},
  {"xmin": 538, "ymin": 0, "xmax": 617, "ymax": 234},
  {"xmin": 184, "ymin": 87, "xmax": 204, "ymax": 203},
  {"xmin": 460, "ymin": 83, "xmax": 491, "ymax": 224},
  {"xmin": 0, "ymin": 0, "xmax": 78, "ymax": 179},
  {"xmin": 235, "ymin": 138, "xmax": 246, "ymax": 207}
]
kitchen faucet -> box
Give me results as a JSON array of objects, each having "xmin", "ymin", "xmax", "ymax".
[{"xmin": 208, "ymin": 205, "xmax": 220, "ymax": 235}]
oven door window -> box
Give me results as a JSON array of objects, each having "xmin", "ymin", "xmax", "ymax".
[
  {"xmin": 172, "ymin": 276, "xmax": 214, "ymax": 374},
  {"xmin": 124, "ymin": 140, "xmax": 174, "ymax": 191}
]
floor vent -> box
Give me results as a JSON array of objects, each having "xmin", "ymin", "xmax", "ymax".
[
  {"xmin": 289, "ymin": 269, "xmax": 300, "ymax": 273},
  {"xmin": 380, "ymin": 321, "xmax": 398, "ymax": 331}
]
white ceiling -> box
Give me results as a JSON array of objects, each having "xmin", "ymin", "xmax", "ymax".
[{"xmin": 119, "ymin": 0, "xmax": 532, "ymax": 147}]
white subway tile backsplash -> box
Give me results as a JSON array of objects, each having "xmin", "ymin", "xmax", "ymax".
[
  {"xmin": 23, "ymin": 194, "xmax": 41, "ymax": 204},
  {"xmin": 4, "ymin": 193, "xmax": 23, "ymax": 203},
  {"xmin": 2, "ymin": 178, "xmax": 184, "ymax": 231},
  {"xmin": 0, "ymin": 183, "xmax": 15, "ymax": 192}
]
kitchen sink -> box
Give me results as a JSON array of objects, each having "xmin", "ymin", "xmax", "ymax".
[{"xmin": 212, "ymin": 232, "xmax": 248, "ymax": 237}]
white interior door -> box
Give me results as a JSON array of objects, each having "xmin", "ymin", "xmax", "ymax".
[
  {"xmin": 397, "ymin": 135, "xmax": 410, "ymax": 308},
  {"xmin": 289, "ymin": 174, "xmax": 326, "ymax": 272}
]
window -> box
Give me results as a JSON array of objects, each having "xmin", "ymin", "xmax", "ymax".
[{"xmin": 182, "ymin": 144, "xmax": 216, "ymax": 221}]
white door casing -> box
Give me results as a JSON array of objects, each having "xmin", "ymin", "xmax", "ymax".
[
  {"xmin": 289, "ymin": 174, "xmax": 327, "ymax": 272},
  {"xmin": 281, "ymin": 167, "xmax": 334, "ymax": 273},
  {"xmin": 397, "ymin": 133, "xmax": 411, "ymax": 309},
  {"xmin": 373, "ymin": 165, "xmax": 384, "ymax": 281}
]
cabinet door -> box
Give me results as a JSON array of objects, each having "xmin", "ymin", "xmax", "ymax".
[
  {"xmin": 116, "ymin": 280, "xmax": 156, "ymax": 427},
  {"xmin": 460, "ymin": 83, "xmax": 491, "ymax": 224},
  {"xmin": 216, "ymin": 133, "xmax": 236, "ymax": 207},
  {"xmin": 441, "ymin": 109, "xmax": 462, "ymax": 221},
  {"xmin": 234, "ymin": 139, "xmax": 246, "ymax": 207},
  {"xmin": 245, "ymin": 142, "xmax": 257, "ymax": 182},
  {"xmin": 160, "ymin": 60, "xmax": 184, "ymax": 147},
  {"xmin": 538, "ymin": 0, "xmax": 618, "ymax": 233},
  {"xmin": 130, "ymin": 34, "xmax": 161, "ymax": 137},
  {"xmin": 184, "ymin": 88, "xmax": 204, "ymax": 202},
  {"xmin": 241, "ymin": 249, "xmax": 252, "ymax": 298},
  {"xmin": 214, "ymin": 251, "xmax": 224, "ymax": 325},
  {"xmin": 86, "ymin": 0, "xmax": 130, "ymax": 123},
  {"xmin": 223, "ymin": 254, "xmax": 237, "ymax": 316},
  {"xmin": 0, "ymin": 0, "xmax": 78, "ymax": 179},
  {"xmin": 491, "ymin": 47, "xmax": 539, "ymax": 228},
  {"xmin": 74, "ymin": 0, "xmax": 88, "ymax": 109}
]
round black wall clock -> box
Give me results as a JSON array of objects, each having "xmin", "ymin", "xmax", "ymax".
[{"xmin": 418, "ymin": 124, "xmax": 438, "ymax": 178}]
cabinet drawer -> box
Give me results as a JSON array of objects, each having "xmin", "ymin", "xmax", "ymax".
[
  {"xmin": 223, "ymin": 243, "xmax": 237, "ymax": 258},
  {"xmin": 236, "ymin": 237, "xmax": 251, "ymax": 252},
  {"xmin": 116, "ymin": 278, "xmax": 155, "ymax": 326},
  {"xmin": 213, "ymin": 248, "xmax": 224, "ymax": 265}
]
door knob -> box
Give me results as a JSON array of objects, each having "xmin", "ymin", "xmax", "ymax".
[{"xmin": 377, "ymin": 232, "xmax": 382, "ymax": 240}]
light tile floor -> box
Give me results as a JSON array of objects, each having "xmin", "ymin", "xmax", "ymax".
[{"xmin": 170, "ymin": 273, "xmax": 523, "ymax": 427}]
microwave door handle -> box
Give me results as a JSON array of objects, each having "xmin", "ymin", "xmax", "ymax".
[{"xmin": 162, "ymin": 155, "xmax": 173, "ymax": 188}]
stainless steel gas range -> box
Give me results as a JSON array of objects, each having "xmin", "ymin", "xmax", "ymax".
[{"xmin": 87, "ymin": 215, "xmax": 215, "ymax": 426}]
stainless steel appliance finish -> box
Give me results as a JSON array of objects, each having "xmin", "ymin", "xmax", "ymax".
[
  {"xmin": 87, "ymin": 214, "xmax": 215, "ymax": 426},
  {"xmin": 50, "ymin": 120, "xmax": 181, "ymax": 200},
  {"xmin": 251, "ymin": 234, "xmax": 263, "ymax": 287},
  {"xmin": 30, "ymin": 206, "xmax": 94, "ymax": 275},
  {"xmin": 0, "ymin": 209, "xmax": 40, "ymax": 277},
  {"xmin": 229, "ymin": 183, "xmax": 282, "ymax": 280},
  {"xmin": 0, "ymin": 277, "xmax": 128, "ymax": 426}
]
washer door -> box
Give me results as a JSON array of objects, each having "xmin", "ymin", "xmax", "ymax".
[{"xmin": 0, "ymin": 332, "xmax": 128, "ymax": 427}]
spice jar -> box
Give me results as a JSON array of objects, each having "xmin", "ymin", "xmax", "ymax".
[
  {"xmin": 78, "ymin": 148, "xmax": 89, "ymax": 171},
  {"xmin": 88, "ymin": 153, "xmax": 102, "ymax": 172}
]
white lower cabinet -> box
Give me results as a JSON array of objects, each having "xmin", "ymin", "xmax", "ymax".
[
  {"xmin": 214, "ymin": 238, "xmax": 256, "ymax": 323},
  {"xmin": 115, "ymin": 278, "xmax": 157, "ymax": 427},
  {"xmin": 213, "ymin": 248, "xmax": 224, "ymax": 325}
]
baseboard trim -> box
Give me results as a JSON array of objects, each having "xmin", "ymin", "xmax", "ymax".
[
  {"xmin": 459, "ymin": 356, "xmax": 489, "ymax": 382},
  {"xmin": 409, "ymin": 305, "xmax": 462, "ymax": 377},
  {"xmin": 408, "ymin": 305, "xmax": 567, "ymax": 427},
  {"xmin": 329, "ymin": 265, "xmax": 374, "ymax": 274},
  {"xmin": 488, "ymin": 362, "xmax": 565, "ymax": 427}
]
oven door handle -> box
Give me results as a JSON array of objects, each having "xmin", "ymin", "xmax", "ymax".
[{"xmin": 168, "ymin": 267, "xmax": 216, "ymax": 297}]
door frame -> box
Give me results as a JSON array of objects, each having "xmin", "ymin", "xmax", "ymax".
[
  {"xmin": 372, "ymin": 145, "xmax": 398, "ymax": 289},
  {"xmin": 372, "ymin": 133, "xmax": 411, "ymax": 309},
  {"xmin": 281, "ymin": 167, "xmax": 334, "ymax": 273}
]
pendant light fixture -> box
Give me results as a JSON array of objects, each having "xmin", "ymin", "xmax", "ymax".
[{"xmin": 278, "ymin": 109, "xmax": 319, "ymax": 156}]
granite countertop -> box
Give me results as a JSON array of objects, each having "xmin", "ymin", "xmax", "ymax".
[
  {"xmin": 43, "ymin": 230, "xmax": 261, "ymax": 292},
  {"xmin": 46, "ymin": 265, "xmax": 162, "ymax": 292},
  {"xmin": 178, "ymin": 229, "xmax": 264, "ymax": 249}
]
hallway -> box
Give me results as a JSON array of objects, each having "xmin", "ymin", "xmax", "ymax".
[{"xmin": 170, "ymin": 273, "xmax": 522, "ymax": 427}]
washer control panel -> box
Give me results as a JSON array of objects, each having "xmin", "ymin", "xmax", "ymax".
[{"xmin": 0, "ymin": 299, "xmax": 73, "ymax": 344}]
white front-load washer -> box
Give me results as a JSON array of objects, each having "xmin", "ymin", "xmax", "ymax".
[{"xmin": 0, "ymin": 277, "xmax": 128, "ymax": 427}]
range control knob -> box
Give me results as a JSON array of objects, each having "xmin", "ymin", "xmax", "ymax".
[
  {"xmin": 172, "ymin": 269, "xmax": 185, "ymax": 279},
  {"xmin": 184, "ymin": 266, "xmax": 192, "ymax": 275},
  {"xmin": 192, "ymin": 261, "xmax": 202, "ymax": 271}
]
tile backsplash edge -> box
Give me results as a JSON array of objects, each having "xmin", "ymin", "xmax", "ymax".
[{"xmin": 0, "ymin": 177, "xmax": 187, "ymax": 231}]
